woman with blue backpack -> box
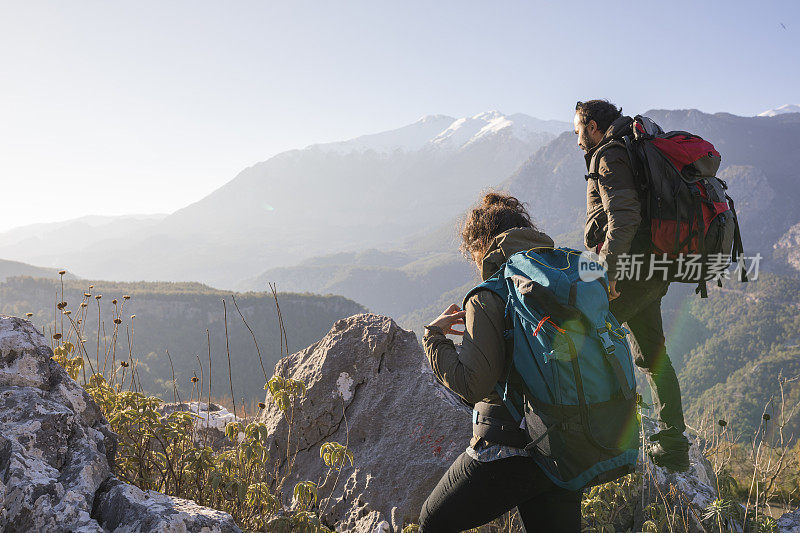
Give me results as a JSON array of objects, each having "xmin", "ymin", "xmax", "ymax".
[
  {"xmin": 418, "ymin": 192, "xmax": 639, "ymax": 532},
  {"xmin": 419, "ymin": 192, "xmax": 581, "ymax": 532}
]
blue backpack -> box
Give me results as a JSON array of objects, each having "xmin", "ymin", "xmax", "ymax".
[{"xmin": 464, "ymin": 247, "xmax": 640, "ymax": 490}]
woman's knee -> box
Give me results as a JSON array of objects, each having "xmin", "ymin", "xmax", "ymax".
[
  {"xmin": 418, "ymin": 497, "xmax": 447, "ymax": 533},
  {"xmin": 418, "ymin": 483, "xmax": 464, "ymax": 533}
]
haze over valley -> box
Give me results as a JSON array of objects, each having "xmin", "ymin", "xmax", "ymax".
[{"xmin": 4, "ymin": 105, "xmax": 800, "ymax": 422}]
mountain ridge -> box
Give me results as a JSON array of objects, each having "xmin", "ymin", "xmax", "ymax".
[
  {"xmin": 237, "ymin": 106, "xmax": 800, "ymax": 333},
  {"xmin": 315, "ymin": 111, "xmax": 570, "ymax": 154},
  {"xmin": 0, "ymin": 111, "xmax": 565, "ymax": 287}
]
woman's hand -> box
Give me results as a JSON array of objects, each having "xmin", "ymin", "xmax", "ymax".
[{"xmin": 427, "ymin": 304, "xmax": 466, "ymax": 336}]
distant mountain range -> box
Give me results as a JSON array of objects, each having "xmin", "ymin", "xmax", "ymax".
[
  {"xmin": 239, "ymin": 108, "xmax": 800, "ymax": 333},
  {"xmin": 6, "ymin": 107, "xmax": 798, "ymax": 307},
  {"xmin": 0, "ymin": 258, "xmax": 79, "ymax": 283},
  {"xmin": 239, "ymin": 248, "xmax": 477, "ymax": 323},
  {"xmin": 0, "ymin": 112, "xmax": 569, "ymax": 288},
  {"xmin": 0, "ymin": 214, "xmax": 167, "ymax": 278},
  {"xmin": 320, "ymin": 111, "xmax": 569, "ymax": 153}
]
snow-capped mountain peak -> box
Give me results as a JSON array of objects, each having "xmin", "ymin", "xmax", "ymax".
[
  {"xmin": 757, "ymin": 104, "xmax": 800, "ymax": 117},
  {"xmin": 415, "ymin": 114, "xmax": 454, "ymax": 124},
  {"xmin": 318, "ymin": 111, "xmax": 570, "ymax": 155},
  {"xmin": 431, "ymin": 111, "xmax": 516, "ymax": 147}
]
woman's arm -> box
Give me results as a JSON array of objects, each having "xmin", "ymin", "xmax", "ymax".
[{"xmin": 422, "ymin": 290, "xmax": 507, "ymax": 404}]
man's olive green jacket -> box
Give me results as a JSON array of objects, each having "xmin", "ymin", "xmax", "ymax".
[
  {"xmin": 583, "ymin": 115, "xmax": 644, "ymax": 280},
  {"xmin": 422, "ymin": 227, "xmax": 554, "ymax": 408}
]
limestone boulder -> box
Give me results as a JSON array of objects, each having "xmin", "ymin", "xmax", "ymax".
[
  {"xmin": 0, "ymin": 315, "xmax": 241, "ymax": 533},
  {"xmin": 779, "ymin": 507, "xmax": 800, "ymax": 532},
  {"xmin": 93, "ymin": 478, "xmax": 241, "ymax": 533},
  {"xmin": 256, "ymin": 313, "xmax": 472, "ymax": 532}
]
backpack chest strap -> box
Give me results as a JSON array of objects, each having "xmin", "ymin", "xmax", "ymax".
[{"xmin": 596, "ymin": 326, "xmax": 634, "ymax": 400}]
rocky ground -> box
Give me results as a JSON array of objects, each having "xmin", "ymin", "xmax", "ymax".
[
  {"xmin": 256, "ymin": 313, "xmax": 800, "ymax": 533},
  {"xmin": 2, "ymin": 310, "xmax": 799, "ymax": 532}
]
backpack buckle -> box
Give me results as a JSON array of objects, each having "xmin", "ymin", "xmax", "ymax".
[{"xmin": 596, "ymin": 327, "xmax": 616, "ymax": 354}]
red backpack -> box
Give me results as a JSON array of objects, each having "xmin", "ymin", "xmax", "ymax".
[{"xmin": 588, "ymin": 115, "xmax": 746, "ymax": 297}]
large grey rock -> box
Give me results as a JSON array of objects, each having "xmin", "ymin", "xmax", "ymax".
[
  {"xmin": 779, "ymin": 507, "xmax": 800, "ymax": 532},
  {"xmin": 0, "ymin": 315, "xmax": 241, "ymax": 533},
  {"xmin": 0, "ymin": 315, "xmax": 115, "ymax": 533},
  {"xmin": 256, "ymin": 313, "xmax": 472, "ymax": 533},
  {"xmin": 93, "ymin": 478, "xmax": 241, "ymax": 533}
]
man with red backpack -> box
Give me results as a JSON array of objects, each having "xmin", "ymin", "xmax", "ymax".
[{"xmin": 574, "ymin": 99, "xmax": 691, "ymax": 471}]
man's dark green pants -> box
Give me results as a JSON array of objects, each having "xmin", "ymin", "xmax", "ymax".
[{"xmin": 610, "ymin": 278, "xmax": 686, "ymax": 434}]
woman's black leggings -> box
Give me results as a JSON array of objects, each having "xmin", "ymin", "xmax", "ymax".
[{"xmin": 418, "ymin": 452, "xmax": 582, "ymax": 532}]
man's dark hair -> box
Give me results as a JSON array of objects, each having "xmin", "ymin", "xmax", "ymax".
[
  {"xmin": 460, "ymin": 192, "xmax": 535, "ymax": 260},
  {"xmin": 575, "ymin": 99, "xmax": 623, "ymax": 133}
]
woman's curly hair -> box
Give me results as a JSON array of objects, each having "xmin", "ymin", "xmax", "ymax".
[{"xmin": 460, "ymin": 192, "xmax": 535, "ymax": 260}]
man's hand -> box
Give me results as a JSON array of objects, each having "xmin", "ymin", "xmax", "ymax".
[
  {"xmin": 608, "ymin": 280, "xmax": 621, "ymax": 301},
  {"xmin": 427, "ymin": 304, "xmax": 466, "ymax": 335}
]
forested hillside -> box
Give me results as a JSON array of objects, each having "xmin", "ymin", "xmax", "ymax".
[
  {"xmin": 665, "ymin": 274, "xmax": 800, "ymax": 438},
  {"xmin": 0, "ymin": 276, "xmax": 365, "ymax": 405}
]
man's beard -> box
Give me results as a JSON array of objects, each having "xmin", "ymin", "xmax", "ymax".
[{"xmin": 581, "ymin": 129, "xmax": 599, "ymax": 152}]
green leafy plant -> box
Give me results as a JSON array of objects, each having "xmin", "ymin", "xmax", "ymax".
[
  {"xmin": 319, "ymin": 442, "xmax": 353, "ymax": 471},
  {"xmin": 293, "ymin": 481, "xmax": 318, "ymax": 510},
  {"xmin": 52, "ymin": 341, "xmax": 83, "ymax": 380},
  {"xmin": 581, "ymin": 473, "xmax": 640, "ymax": 532},
  {"xmin": 703, "ymin": 498, "xmax": 740, "ymax": 532},
  {"xmin": 266, "ymin": 375, "xmax": 307, "ymax": 412}
]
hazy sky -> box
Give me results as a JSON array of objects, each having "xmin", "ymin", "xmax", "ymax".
[{"xmin": 1, "ymin": 0, "xmax": 798, "ymax": 232}]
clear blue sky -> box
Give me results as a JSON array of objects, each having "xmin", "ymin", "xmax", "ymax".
[{"xmin": 1, "ymin": 0, "xmax": 797, "ymax": 232}]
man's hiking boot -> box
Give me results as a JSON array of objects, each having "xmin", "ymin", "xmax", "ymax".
[{"xmin": 647, "ymin": 430, "xmax": 690, "ymax": 473}]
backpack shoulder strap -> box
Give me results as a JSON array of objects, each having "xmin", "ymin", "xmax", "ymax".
[
  {"xmin": 622, "ymin": 135, "xmax": 640, "ymax": 181},
  {"xmin": 586, "ymin": 140, "xmax": 626, "ymax": 180},
  {"xmin": 462, "ymin": 276, "xmax": 508, "ymax": 310},
  {"xmin": 464, "ymin": 272, "xmax": 522, "ymax": 400},
  {"xmin": 726, "ymin": 194, "xmax": 748, "ymax": 283},
  {"xmin": 463, "ymin": 275, "xmax": 515, "ymax": 370}
]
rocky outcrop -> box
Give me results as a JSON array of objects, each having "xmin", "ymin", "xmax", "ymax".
[
  {"xmin": 0, "ymin": 316, "xmax": 115, "ymax": 532},
  {"xmin": 779, "ymin": 507, "xmax": 800, "ymax": 532},
  {"xmin": 0, "ymin": 315, "xmax": 241, "ymax": 533},
  {"xmin": 774, "ymin": 222, "xmax": 800, "ymax": 275},
  {"xmin": 158, "ymin": 401, "xmax": 236, "ymax": 449},
  {"xmin": 93, "ymin": 478, "xmax": 241, "ymax": 533},
  {"xmin": 256, "ymin": 313, "xmax": 472, "ymax": 532},
  {"xmin": 627, "ymin": 418, "xmax": 718, "ymax": 533}
]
